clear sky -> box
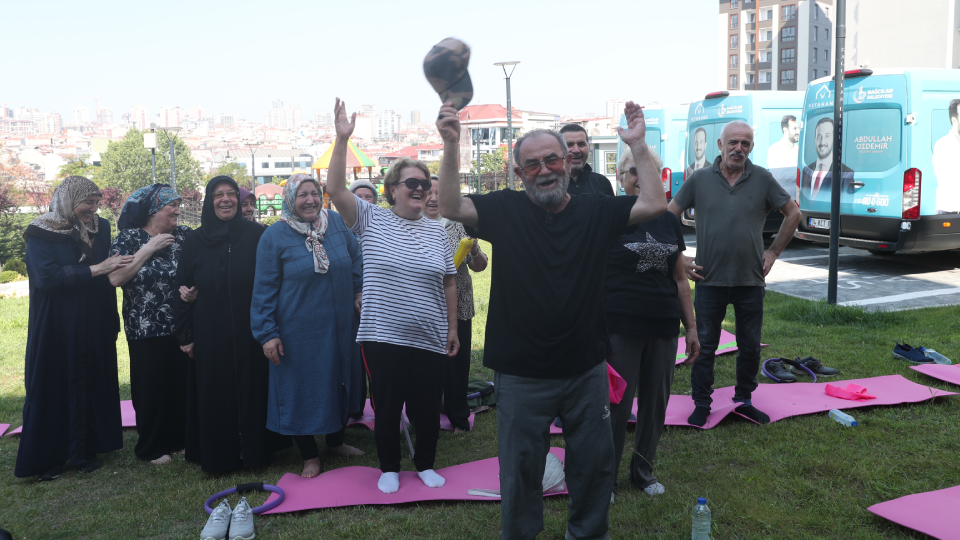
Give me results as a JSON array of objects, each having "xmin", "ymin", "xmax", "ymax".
[{"xmin": 1, "ymin": 0, "xmax": 720, "ymax": 123}]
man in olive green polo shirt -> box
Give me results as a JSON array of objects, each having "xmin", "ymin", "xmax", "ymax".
[{"xmin": 667, "ymin": 120, "xmax": 801, "ymax": 427}]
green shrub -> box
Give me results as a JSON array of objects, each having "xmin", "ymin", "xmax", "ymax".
[
  {"xmin": 3, "ymin": 259, "xmax": 27, "ymax": 277},
  {"xmin": 261, "ymin": 216, "xmax": 281, "ymax": 227},
  {"xmin": 0, "ymin": 270, "xmax": 24, "ymax": 284}
]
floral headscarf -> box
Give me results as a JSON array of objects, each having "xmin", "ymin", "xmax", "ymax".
[
  {"xmin": 116, "ymin": 183, "xmax": 181, "ymax": 230},
  {"xmin": 279, "ymin": 173, "xmax": 330, "ymax": 273},
  {"xmin": 27, "ymin": 176, "xmax": 101, "ymax": 261}
]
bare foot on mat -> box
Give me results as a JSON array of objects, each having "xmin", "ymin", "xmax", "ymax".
[
  {"xmin": 301, "ymin": 457, "xmax": 321, "ymax": 478},
  {"xmin": 328, "ymin": 444, "xmax": 364, "ymax": 457}
]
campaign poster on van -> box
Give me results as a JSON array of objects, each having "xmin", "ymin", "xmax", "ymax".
[
  {"xmin": 799, "ymin": 113, "xmax": 855, "ymax": 209},
  {"xmin": 930, "ymin": 98, "xmax": 960, "ymax": 214},
  {"xmin": 766, "ymin": 114, "xmax": 800, "ymax": 199}
]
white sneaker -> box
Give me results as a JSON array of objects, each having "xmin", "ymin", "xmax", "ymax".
[
  {"xmin": 229, "ymin": 497, "xmax": 255, "ymax": 540},
  {"xmin": 643, "ymin": 482, "xmax": 665, "ymax": 496},
  {"xmin": 201, "ymin": 500, "xmax": 231, "ymax": 540}
]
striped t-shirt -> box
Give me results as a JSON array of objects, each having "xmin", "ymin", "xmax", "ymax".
[{"xmin": 351, "ymin": 196, "xmax": 457, "ymax": 354}]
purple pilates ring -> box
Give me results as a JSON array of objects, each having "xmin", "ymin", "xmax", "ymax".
[
  {"xmin": 466, "ymin": 382, "xmax": 494, "ymax": 401},
  {"xmin": 762, "ymin": 358, "xmax": 817, "ymax": 384},
  {"xmin": 204, "ymin": 482, "xmax": 284, "ymax": 515}
]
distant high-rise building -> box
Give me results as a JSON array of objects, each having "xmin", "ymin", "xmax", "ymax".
[
  {"xmin": 410, "ymin": 110, "xmax": 421, "ymax": 124},
  {"xmin": 74, "ymin": 106, "xmax": 91, "ymax": 125},
  {"xmin": 121, "ymin": 112, "xmax": 131, "ymax": 126},
  {"xmin": 720, "ymin": 0, "xmax": 836, "ymax": 91},
  {"xmin": 45, "ymin": 112, "xmax": 62, "ymax": 133},
  {"xmin": 130, "ymin": 106, "xmax": 150, "ymax": 130},
  {"xmin": 361, "ymin": 104, "xmax": 377, "ymax": 116},
  {"xmin": 376, "ymin": 109, "xmax": 402, "ymax": 139},
  {"xmin": 272, "ymin": 99, "xmax": 284, "ymax": 109},
  {"xmin": 158, "ymin": 106, "xmax": 184, "ymax": 127},
  {"xmin": 98, "ymin": 108, "xmax": 114, "ymax": 125},
  {"xmin": 219, "ymin": 112, "xmax": 235, "ymax": 128},
  {"xmin": 188, "ymin": 106, "xmax": 206, "ymax": 120},
  {"xmin": 315, "ymin": 113, "xmax": 333, "ymax": 126},
  {"xmin": 353, "ymin": 114, "xmax": 374, "ymax": 140},
  {"xmin": 606, "ymin": 100, "xmax": 626, "ymax": 120}
]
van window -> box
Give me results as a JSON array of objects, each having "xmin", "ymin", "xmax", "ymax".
[
  {"xmin": 686, "ymin": 123, "xmax": 722, "ymax": 172},
  {"xmin": 803, "ymin": 111, "xmax": 900, "ymax": 173},
  {"xmin": 842, "ymin": 109, "xmax": 901, "ymax": 172}
]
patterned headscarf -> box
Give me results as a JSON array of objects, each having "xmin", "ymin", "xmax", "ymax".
[
  {"xmin": 279, "ymin": 173, "xmax": 330, "ymax": 273},
  {"xmin": 27, "ymin": 176, "xmax": 101, "ymax": 260},
  {"xmin": 116, "ymin": 183, "xmax": 181, "ymax": 230}
]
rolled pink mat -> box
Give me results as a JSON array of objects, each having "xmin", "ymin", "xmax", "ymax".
[
  {"xmin": 261, "ymin": 447, "xmax": 568, "ymax": 513},
  {"xmin": 868, "ymin": 484, "xmax": 960, "ymax": 539},
  {"xmin": 910, "ymin": 364, "xmax": 960, "ymax": 386}
]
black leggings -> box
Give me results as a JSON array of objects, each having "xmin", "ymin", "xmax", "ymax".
[
  {"xmin": 361, "ymin": 341, "xmax": 444, "ymax": 473},
  {"xmin": 127, "ymin": 336, "xmax": 189, "ymax": 461},
  {"xmin": 441, "ymin": 318, "xmax": 472, "ymax": 430},
  {"xmin": 291, "ymin": 427, "xmax": 347, "ymax": 461}
]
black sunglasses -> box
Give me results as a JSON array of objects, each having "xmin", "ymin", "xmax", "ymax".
[{"xmin": 397, "ymin": 178, "xmax": 431, "ymax": 191}]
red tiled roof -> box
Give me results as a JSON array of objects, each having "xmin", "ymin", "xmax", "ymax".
[
  {"xmin": 255, "ymin": 183, "xmax": 284, "ymax": 198},
  {"xmin": 458, "ymin": 104, "xmax": 521, "ymax": 122}
]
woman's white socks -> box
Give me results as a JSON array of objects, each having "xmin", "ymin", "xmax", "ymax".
[
  {"xmin": 417, "ymin": 469, "xmax": 445, "ymax": 488},
  {"xmin": 378, "ymin": 472, "xmax": 400, "ymax": 494}
]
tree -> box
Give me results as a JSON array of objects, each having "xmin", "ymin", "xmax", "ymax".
[
  {"xmin": 98, "ymin": 187, "xmax": 127, "ymax": 230},
  {"xmin": 271, "ymin": 176, "xmax": 285, "ymax": 185},
  {"xmin": 58, "ymin": 155, "xmax": 100, "ymax": 182},
  {"xmin": 98, "ymin": 128, "xmax": 204, "ymax": 195},
  {"xmin": 470, "ymin": 145, "xmax": 510, "ymax": 178},
  {"xmin": 208, "ymin": 159, "xmax": 252, "ymax": 192},
  {"xmin": 426, "ymin": 161, "xmax": 442, "ymax": 175}
]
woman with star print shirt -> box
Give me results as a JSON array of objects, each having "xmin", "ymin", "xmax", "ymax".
[{"xmin": 603, "ymin": 150, "xmax": 699, "ymax": 500}]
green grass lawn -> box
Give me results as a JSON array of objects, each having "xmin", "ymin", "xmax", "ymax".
[{"xmin": 1, "ymin": 240, "xmax": 959, "ymax": 539}]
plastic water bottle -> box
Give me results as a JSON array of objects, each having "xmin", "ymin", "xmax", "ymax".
[
  {"xmin": 920, "ymin": 348, "xmax": 953, "ymax": 365},
  {"xmin": 829, "ymin": 409, "xmax": 857, "ymax": 427},
  {"xmin": 691, "ymin": 497, "xmax": 711, "ymax": 540}
]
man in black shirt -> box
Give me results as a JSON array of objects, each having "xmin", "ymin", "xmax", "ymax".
[
  {"xmin": 560, "ymin": 124, "xmax": 615, "ymax": 196},
  {"xmin": 436, "ymin": 100, "xmax": 666, "ymax": 540}
]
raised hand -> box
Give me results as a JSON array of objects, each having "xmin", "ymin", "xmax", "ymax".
[
  {"xmin": 616, "ymin": 101, "xmax": 647, "ymax": 148},
  {"xmin": 334, "ymin": 98, "xmax": 356, "ymax": 139},
  {"xmin": 436, "ymin": 102, "xmax": 460, "ymax": 144}
]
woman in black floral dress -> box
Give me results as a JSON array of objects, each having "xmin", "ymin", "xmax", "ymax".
[{"xmin": 109, "ymin": 184, "xmax": 195, "ymax": 465}]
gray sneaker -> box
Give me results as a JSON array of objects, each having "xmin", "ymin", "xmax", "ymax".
[
  {"xmin": 791, "ymin": 356, "xmax": 839, "ymax": 377},
  {"xmin": 763, "ymin": 359, "xmax": 797, "ymax": 383},
  {"xmin": 201, "ymin": 500, "xmax": 231, "ymax": 540},
  {"xmin": 229, "ymin": 497, "xmax": 255, "ymax": 540}
]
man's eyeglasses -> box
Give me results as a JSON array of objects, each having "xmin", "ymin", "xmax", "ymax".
[
  {"xmin": 520, "ymin": 155, "xmax": 564, "ymax": 176},
  {"xmin": 212, "ymin": 190, "xmax": 239, "ymax": 200},
  {"xmin": 397, "ymin": 178, "xmax": 431, "ymax": 191}
]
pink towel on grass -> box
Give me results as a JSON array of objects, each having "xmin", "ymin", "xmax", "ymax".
[{"xmin": 825, "ymin": 383, "xmax": 876, "ymax": 401}]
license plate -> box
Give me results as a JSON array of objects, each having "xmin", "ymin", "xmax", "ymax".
[{"xmin": 808, "ymin": 218, "xmax": 830, "ymax": 229}]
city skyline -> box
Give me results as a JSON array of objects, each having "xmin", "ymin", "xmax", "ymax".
[{"xmin": 1, "ymin": 0, "xmax": 720, "ymax": 124}]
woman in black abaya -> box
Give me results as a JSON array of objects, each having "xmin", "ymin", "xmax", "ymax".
[
  {"xmin": 16, "ymin": 176, "xmax": 133, "ymax": 480},
  {"xmin": 174, "ymin": 176, "xmax": 288, "ymax": 473}
]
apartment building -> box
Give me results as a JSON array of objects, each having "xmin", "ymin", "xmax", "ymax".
[
  {"xmin": 844, "ymin": 0, "xmax": 960, "ymax": 69},
  {"xmin": 720, "ymin": 0, "xmax": 836, "ymax": 92}
]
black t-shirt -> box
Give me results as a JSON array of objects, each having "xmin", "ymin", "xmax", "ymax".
[
  {"xmin": 566, "ymin": 164, "xmax": 615, "ymax": 197},
  {"xmin": 604, "ymin": 212, "xmax": 686, "ymax": 338},
  {"xmin": 465, "ymin": 189, "xmax": 637, "ymax": 378}
]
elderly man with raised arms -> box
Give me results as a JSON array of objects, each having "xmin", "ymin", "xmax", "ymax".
[
  {"xmin": 437, "ymin": 100, "xmax": 666, "ymax": 540},
  {"xmin": 668, "ymin": 120, "xmax": 801, "ymax": 427}
]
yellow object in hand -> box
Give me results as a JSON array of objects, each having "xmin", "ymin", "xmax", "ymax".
[{"xmin": 454, "ymin": 238, "xmax": 475, "ymax": 268}]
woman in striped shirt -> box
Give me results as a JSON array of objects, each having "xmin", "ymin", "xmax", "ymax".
[{"xmin": 326, "ymin": 98, "xmax": 459, "ymax": 494}]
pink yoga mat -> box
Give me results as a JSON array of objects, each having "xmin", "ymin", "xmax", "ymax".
[
  {"xmin": 552, "ymin": 375, "xmax": 954, "ymax": 433},
  {"xmin": 868, "ymin": 484, "xmax": 960, "ymax": 539},
  {"xmin": 346, "ymin": 400, "xmax": 474, "ymax": 432},
  {"xmin": 674, "ymin": 329, "xmax": 768, "ymax": 365},
  {"xmin": 910, "ymin": 364, "xmax": 960, "ymax": 386},
  {"xmin": 0, "ymin": 424, "xmax": 8, "ymax": 437},
  {"xmin": 261, "ymin": 447, "xmax": 568, "ymax": 513},
  {"xmin": 5, "ymin": 400, "xmax": 141, "ymax": 437}
]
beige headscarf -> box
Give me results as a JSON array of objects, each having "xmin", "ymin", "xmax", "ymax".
[{"xmin": 28, "ymin": 176, "xmax": 101, "ymax": 260}]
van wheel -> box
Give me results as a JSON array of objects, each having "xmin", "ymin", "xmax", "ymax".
[{"xmin": 868, "ymin": 250, "xmax": 896, "ymax": 255}]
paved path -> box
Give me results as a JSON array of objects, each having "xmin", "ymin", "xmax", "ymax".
[
  {"xmin": 0, "ymin": 280, "xmax": 29, "ymax": 298},
  {"xmin": 681, "ymin": 230, "xmax": 960, "ymax": 312}
]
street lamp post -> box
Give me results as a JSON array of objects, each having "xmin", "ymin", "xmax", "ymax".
[
  {"xmin": 246, "ymin": 141, "xmax": 260, "ymax": 219},
  {"xmin": 143, "ymin": 128, "xmax": 158, "ymax": 183},
  {"xmin": 494, "ymin": 61, "xmax": 519, "ymax": 190},
  {"xmin": 158, "ymin": 127, "xmax": 181, "ymax": 190}
]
